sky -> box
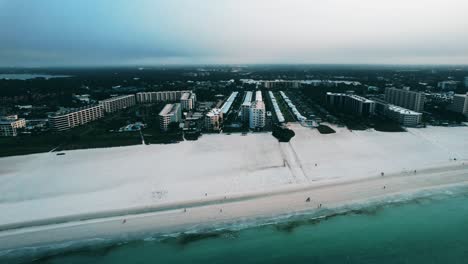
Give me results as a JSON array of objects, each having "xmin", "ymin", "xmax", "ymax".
[{"xmin": 1, "ymin": 0, "xmax": 468, "ymax": 66}]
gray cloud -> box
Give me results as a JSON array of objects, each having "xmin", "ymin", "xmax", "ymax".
[{"xmin": 1, "ymin": 0, "xmax": 468, "ymax": 66}]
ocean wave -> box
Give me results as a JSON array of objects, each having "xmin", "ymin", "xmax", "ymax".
[{"xmin": 2, "ymin": 184, "xmax": 468, "ymax": 264}]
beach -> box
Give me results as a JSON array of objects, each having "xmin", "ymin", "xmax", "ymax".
[{"xmin": 0, "ymin": 124, "xmax": 467, "ymax": 253}]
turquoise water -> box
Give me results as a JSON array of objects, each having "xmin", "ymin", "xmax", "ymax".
[{"xmin": 4, "ymin": 190, "xmax": 468, "ymax": 264}]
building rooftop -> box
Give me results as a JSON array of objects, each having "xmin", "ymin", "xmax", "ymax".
[
  {"xmin": 49, "ymin": 105, "xmax": 102, "ymax": 117},
  {"xmin": 347, "ymin": 94, "xmax": 375, "ymax": 103},
  {"xmin": 255, "ymin": 90, "xmax": 263, "ymax": 102},
  {"xmin": 206, "ymin": 108, "xmax": 222, "ymax": 117},
  {"xmin": 221, "ymin": 91, "xmax": 238, "ymax": 114},
  {"xmin": 242, "ymin": 91, "xmax": 253, "ymax": 106},
  {"xmin": 180, "ymin": 92, "xmax": 191, "ymax": 100},
  {"xmin": 388, "ymin": 105, "xmax": 421, "ymax": 115},
  {"xmin": 159, "ymin": 103, "xmax": 180, "ymax": 116},
  {"xmin": 99, "ymin": 94, "xmax": 134, "ymax": 103}
]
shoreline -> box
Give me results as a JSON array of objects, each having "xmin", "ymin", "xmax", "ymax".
[{"xmin": 1, "ymin": 163, "xmax": 468, "ymax": 252}]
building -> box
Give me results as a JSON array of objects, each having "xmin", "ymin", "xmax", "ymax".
[
  {"xmin": 438, "ymin": 81, "xmax": 458, "ymax": 91},
  {"xmin": 159, "ymin": 103, "xmax": 182, "ymax": 131},
  {"xmin": 241, "ymin": 91, "xmax": 253, "ymax": 123},
  {"xmin": 280, "ymin": 91, "xmax": 307, "ymax": 121},
  {"xmin": 386, "ymin": 105, "xmax": 422, "ymax": 127},
  {"xmin": 326, "ymin": 93, "xmax": 375, "ymax": 116},
  {"xmin": 384, "ymin": 87, "xmax": 425, "ymax": 112},
  {"xmin": 220, "ymin": 91, "xmax": 239, "ymax": 115},
  {"xmin": 268, "ymin": 91, "xmax": 285, "ymax": 123},
  {"xmin": 49, "ymin": 105, "xmax": 104, "ymax": 131},
  {"xmin": 263, "ymin": 80, "xmax": 301, "ymax": 89},
  {"xmin": 464, "ymin": 77, "xmax": 468, "ymax": 88},
  {"xmin": 448, "ymin": 93, "xmax": 468, "ymax": 117},
  {"xmin": 99, "ymin": 95, "xmax": 136, "ymax": 113},
  {"xmin": 374, "ymin": 99, "xmax": 422, "ymax": 127},
  {"xmin": 179, "ymin": 92, "xmax": 197, "ymax": 111},
  {"xmin": 0, "ymin": 115, "xmax": 26, "ymax": 136},
  {"xmin": 249, "ymin": 91, "xmax": 266, "ymax": 129},
  {"xmin": 136, "ymin": 90, "xmax": 191, "ymax": 104},
  {"xmin": 184, "ymin": 112, "xmax": 204, "ymax": 132},
  {"xmin": 205, "ymin": 108, "xmax": 223, "ymax": 131},
  {"xmin": 73, "ymin": 94, "xmax": 91, "ymax": 103}
]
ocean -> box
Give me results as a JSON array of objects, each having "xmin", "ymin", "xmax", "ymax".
[{"xmin": 3, "ymin": 188, "xmax": 468, "ymax": 264}]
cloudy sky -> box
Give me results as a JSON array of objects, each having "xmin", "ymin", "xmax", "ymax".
[{"xmin": 1, "ymin": 0, "xmax": 468, "ymax": 66}]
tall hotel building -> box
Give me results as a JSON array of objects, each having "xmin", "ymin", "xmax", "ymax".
[
  {"xmin": 384, "ymin": 87, "xmax": 425, "ymax": 112},
  {"xmin": 99, "ymin": 95, "xmax": 136, "ymax": 113},
  {"xmin": 159, "ymin": 103, "xmax": 182, "ymax": 131},
  {"xmin": 448, "ymin": 93, "xmax": 468, "ymax": 117},
  {"xmin": 241, "ymin": 91, "xmax": 253, "ymax": 123},
  {"xmin": 249, "ymin": 91, "xmax": 266, "ymax": 129},
  {"xmin": 136, "ymin": 90, "xmax": 191, "ymax": 104},
  {"xmin": 180, "ymin": 92, "xmax": 197, "ymax": 111},
  {"xmin": 49, "ymin": 105, "xmax": 104, "ymax": 131},
  {"xmin": 326, "ymin": 93, "xmax": 375, "ymax": 116}
]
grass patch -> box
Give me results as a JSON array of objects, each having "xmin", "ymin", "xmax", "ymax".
[{"xmin": 317, "ymin": 125, "xmax": 336, "ymax": 134}]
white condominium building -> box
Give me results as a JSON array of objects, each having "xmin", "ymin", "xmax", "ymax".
[
  {"xmin": 0, "ymin": 115, "xmax": 26, "ymax": 136},
  {"xmin": 180, "ymin": 92, "xmax": 197, "ymax": 111},
  {"xmin": 136, "ymin": 90, "xmax": 191, "ymax": 104},
  {"xmin": 249, "ymin": 91, "xmax": 266, "ymax": 129},
  {"xmin": 384, "ymin": 87, "xmax": 425, "ymax": 112},
  {"xmin": 241, "ymin": 91, "xmax": 253, "ymax": 123},
  {"xmin": 448, "ymin": 93, "xmax": 468, "ymax": 117},
  {"xmin": 99, "ymin": 95, "xmax": 136, "ymax": 113},
  {"xmin": 386, "ymin": 105, "xmax": 422, "ymax": 127},
  {"xmin": 159, "ymin": 103, "xmax": 182, "ymax": 131},
  {"xmin": 326, "ymin": 92, "xmax": 375, "ymax": 117},
  {"xmin": 49, "ymin": 105, "xmax": 104, "ymax": 131},
  {"xmin": 205, "ymin": 108, "xmax": 223, "ymax": 131}
]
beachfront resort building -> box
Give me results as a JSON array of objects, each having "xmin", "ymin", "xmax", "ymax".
[
  {"xmin": 241, "ymin": 91, "xmax": 253, "ymax": 123},
  {"xmin": 448, "ymin": 93, "xmax": 468, "ymax": 117},
  {"xmin": 0, "ymin": 115, "xmax": 26, "ymax": 136},
  {"xmin": 159, "ymin": 103, "xmax": 182, "ymax": 131},
  {"xmin": 386, "ymin": 105, "xmax": 422, "ymax": 127},
  {"xmin": 99, "ymin": 95, "xmax": 136, "ymax": 113},
  {"xmin": 384, "ymin": 87, "xmax": 425, "ymax": 112},
  {"xmin": 205, "ymin": 108, "xmax": 223, "ymax": 131},
  {"xmin": 136, "ymin": 90, "xmax": 191, "ymax": 104},
  {"xmin": 180, "ymin": 92, "xmax": 197, "ymax": 111},
  {"xmin": 49, "ymin": 105, "xmax": 104, "ymax": 131},
  {"xmin": 326, "ymin": 93, "xmax": 375, "ymax": 117},
  {"xmin": 249, "ymin": 91, "xmax": 266, "ymax": 129}
]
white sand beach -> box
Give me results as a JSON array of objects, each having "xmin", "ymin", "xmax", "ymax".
[{"xmin": 0, "ymin": 124, "xmax": 467, "ymax": 251}]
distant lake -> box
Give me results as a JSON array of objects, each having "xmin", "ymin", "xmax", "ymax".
[{"xmin": 0, "ymin": 74, "xmax": 72, "ymax": 80}]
